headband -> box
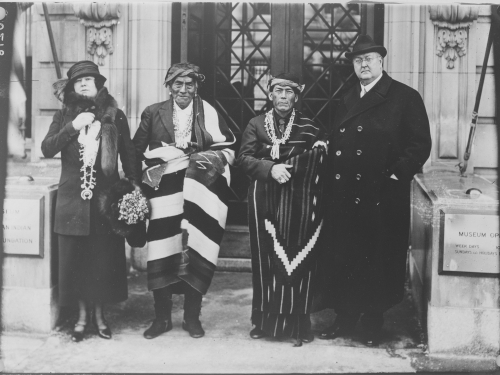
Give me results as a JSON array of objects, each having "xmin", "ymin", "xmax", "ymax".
[
  {"xmin": 267, "ymin": 77, "xmax": 305, "ymax": 93},
  {"xmin": 164, "ymin": 68, "xmax": 205, "ymax": 87}
]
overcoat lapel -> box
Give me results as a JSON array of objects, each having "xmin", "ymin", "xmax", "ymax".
[
  {"xmin": 338, "ymin": 72, "xmax": 393, "ymax": 128},
  {"xmin": 159, "ymin": 100, "xmax": 176, "ymax": 142}
]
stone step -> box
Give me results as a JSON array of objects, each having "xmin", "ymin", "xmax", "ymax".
[
  {"xmin": 217, "ymin": 258, "xmax": 251, "ymax": 272},
  {"xmin": 219, "ymin": 226, "xmax": 250, "ymax": 258},
  {"xmin": 225, "ymin": 224, "xmax": 249, "ymax": 233}
]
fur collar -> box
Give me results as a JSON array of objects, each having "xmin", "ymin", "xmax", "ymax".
[
  {"xmin": 64, "ymin": 87, "xmax": 118, "ymax": 122},
  {"xmin": 66, "ymin": 87, "xmax": 119, "ymax": 177}
]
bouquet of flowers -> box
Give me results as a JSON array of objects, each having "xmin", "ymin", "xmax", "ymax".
[
  {"xmin": 118, "ymin": 190, "xmax": 149, "ymax": 225},
  {"xmin": 98, "ymin": 178, "xmax": 150, "ymax": 247}
]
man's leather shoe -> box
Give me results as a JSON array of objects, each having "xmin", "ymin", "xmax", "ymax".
[
  {"xmin": 143, "ymin": 319, "xmax": 172, "ymax": 339},
  {"xmin": 319, "ymin": 323, "xmax": 349, "ymax": 340},
  {"xmin": 249, "ymin": 326, "xmax": 266, "ymax": 339},
  {"xmin": 364, "ymin": 328, "xmax": 381, "ymax": 347},
  {"xmin": 361, "ymin": 312, "xmax": 383, "ymax": 346},
  {"xmin": 182, "ymin": 319, "xmax": 205, "ymax": 338},
  {"xmin": 319, "ymin": 314, "xmax": 359, "ymax": 340},
  {"xmin": 300, "ymin": 331, "xmax": 314, "ymax": 343}
]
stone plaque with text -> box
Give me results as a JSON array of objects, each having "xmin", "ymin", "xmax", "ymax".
[
  {"xmin": 441, "ymin": 212, "xmax": 500, "ymax": 275},
  {"xmin": 3, "ymin": 197, "xmax": 44, "ymax": 256}
]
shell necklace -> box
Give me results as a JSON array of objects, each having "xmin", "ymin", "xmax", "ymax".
[
  {"xmin": 173, "ymin": 103, "xmax": 193, "ymax": 149},
  {"xmin": 264, "ymin": 108, "xmax": 295, "ymax": 159}
]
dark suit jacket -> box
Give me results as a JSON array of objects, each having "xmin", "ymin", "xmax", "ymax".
[
  {"xmin": 322, "ymin": 71, "xmax": 432, "ymax": 312},
  {"xmin": 41, "ymin": 108, "xmax": 136, "ymax": 236}
]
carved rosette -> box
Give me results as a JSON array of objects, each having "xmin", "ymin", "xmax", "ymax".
[
  {"xmin": 73, "ymin": 4, "xmax": 121, "ymax": 66},
  {"xmin": 429, "ymin": 5, "xmax": 478, "ymax": 69}
]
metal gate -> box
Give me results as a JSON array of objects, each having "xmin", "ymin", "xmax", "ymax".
[{"xmin": 173, "ymin": 2, "xmax": 383, "ymax": 227}]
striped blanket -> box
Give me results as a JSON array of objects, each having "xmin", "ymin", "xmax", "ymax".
[
  {"xmin": 249, "ymin": 147, "xmax": 326, "ymax": 336},
  {"xmin": 142, "ymin": 146, "xmax": 231, "ymax": 294}
]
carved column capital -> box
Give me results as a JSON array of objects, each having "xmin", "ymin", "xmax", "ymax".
[
  {"xmin": 73, "ymin": 4, "xmax": 121, "ymax": 66},
  {"xmin": 429, "ymin": 5, "xmax": 478, "ymax": 69}
]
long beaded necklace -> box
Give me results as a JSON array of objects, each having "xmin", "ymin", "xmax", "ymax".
[
  {"xmin": 264, "ymin": 108, "xmax": 295, "ymax": 159},
  {"xmin": 173, "ymin": 104, "xmax": 193, "ymax": 149},
  {"xmin": 78, "ymin": 122, "xmax": 101, "ymax": 200}
]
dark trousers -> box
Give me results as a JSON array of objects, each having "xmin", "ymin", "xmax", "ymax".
[{"xmin": 152, "ymin": 281, "xmax": 202, "ymax": 321}]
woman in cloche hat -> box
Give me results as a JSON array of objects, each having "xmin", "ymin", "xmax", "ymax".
[{"xmin": 42, "ymin": 61, "xmax": 138, "ymax": 342}]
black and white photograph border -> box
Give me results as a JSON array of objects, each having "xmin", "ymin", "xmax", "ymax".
[{"xmin": 0, "ymin": 0, "xmax": 499, "ymax": 373}]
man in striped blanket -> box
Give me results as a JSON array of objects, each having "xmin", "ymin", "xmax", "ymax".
[
  {"xmin": 133, "ymin": 63, "xmax": 237, "ymax": 339},
  {"xmin": 237, "ymin": 73, "xmax": 327, "ymax": 346}
]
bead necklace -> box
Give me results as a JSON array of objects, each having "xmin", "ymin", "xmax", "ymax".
[
  {"xmin": 173, "ymin": 104, "xmax": 193, "ymax": 149},
  {"xmin": 264, "ymin": 108, "xmax": 295, "ymax": 159}
]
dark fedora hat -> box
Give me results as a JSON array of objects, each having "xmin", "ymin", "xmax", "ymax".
[
  {"xmin": 344, "ymin": 34, "xmax": 387, "ymax": 60},
  {"xmin": 67, "ymin": 60, "xmax": 107, "ymax": 84}
]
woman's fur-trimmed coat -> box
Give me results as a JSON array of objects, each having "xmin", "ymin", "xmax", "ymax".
[{"xmin": 42, "ymin": 87, "xmax": 137, "ymax": 235}]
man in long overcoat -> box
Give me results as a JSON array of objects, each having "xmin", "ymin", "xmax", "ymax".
[{"xmin": 319, "ymin": 35, "xmax": 432, "ymax": 346}]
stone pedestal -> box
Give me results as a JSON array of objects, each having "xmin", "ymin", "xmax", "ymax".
[
  {"xmin": 410, "ymin": 170, "xmax": 500, "ymax": 355},
  {"xmin": 2, "ymin": 177, "xmax": 59, "ymax": 333}
]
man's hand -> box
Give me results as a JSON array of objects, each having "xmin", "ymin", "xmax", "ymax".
[
  {"xmin": 72, "ymin": 112, "xmax": 95, "ymax": 131},
  {"xmin": 271, "ymin": 164, "xmax": 293, "ymax": 184}
]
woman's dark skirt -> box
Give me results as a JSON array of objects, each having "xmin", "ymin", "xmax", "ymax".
[{"xmin": 58, "ymin": 234, "xmax": 128, "ymax": 306}]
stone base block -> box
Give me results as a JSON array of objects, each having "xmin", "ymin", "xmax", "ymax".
[
  {"xmin": 2, "ymin": 286, "xmax": 58, "ymax": 333},
  {"xmin": 428, "ymin": 305, "xmax": 500, "ymax": 356}
]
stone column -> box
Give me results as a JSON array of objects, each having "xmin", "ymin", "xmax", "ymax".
[
  {"xmin": 384, "ymin": 5, "xmax": 426, "ymax": 92},
  {"xmin": 125, "ymin": 3, "xmax": 172, "ymax": 136},
  {"xmin": 384, "ymin": 5, "xmax": 485, "ymax": 173},
  {"xmin": 73, "ymin": 3, "xmax": 172, "ymax": 136},
  {"xmin": 425, "ymin": 5, "xmax": 479, "ymax": 172}
]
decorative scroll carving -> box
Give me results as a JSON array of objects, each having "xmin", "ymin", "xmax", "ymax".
[
  {"xmin": 73, "ymin": 4, "xmax": 121, "ymax": 66},
  {"xmin": 429, "ymin": 5, "xmax": 478, "ymax": 69}
]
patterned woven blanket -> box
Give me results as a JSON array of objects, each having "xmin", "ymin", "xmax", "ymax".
[{"xmin": 143, "ymin": 148, "xmax": 230, "ymax": 294}]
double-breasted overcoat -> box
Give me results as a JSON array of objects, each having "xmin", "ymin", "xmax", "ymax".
[{"xmin": 321, "ymin": 71, "xmax": 432, "ymax": 313}]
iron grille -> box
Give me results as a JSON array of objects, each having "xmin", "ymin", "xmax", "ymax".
[
  {"xmin": 213, "ymin": 2, "xmax": 272, "ymax": 132},
  {"xmin": 302, "ymin": 3, "xmax": 362, "ymax": 130}
]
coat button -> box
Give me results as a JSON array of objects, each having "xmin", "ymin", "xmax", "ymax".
[
  {"xmin": 356, "ymin": 174, "xmax": 361, "ymax": 180},
  {"xmin": 357, "ymin": 150, "xmax": 362, "ymax": 155},
  {"xmin": 340, "ymin": 128, "xmax": 345, "ymax": 133},
  {"xmin": 336, "ymin": 150, "xmax": 341, "ymax": 156},
  {"xmin": 355, "ymin": 198, "xmax": 360, "ymax": 204},
  {"xmin": 335, "ymin": 174, "xmax": 341, "ymax": 179},
  {"xmin": 357, "ymin": 126, "xmax": 363, "ymax": 132}
]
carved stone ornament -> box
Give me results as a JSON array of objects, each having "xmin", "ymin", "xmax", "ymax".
[
  {"xmin": 73, "ymin": 4, "xmax": 121, "ymax": 66},
  {"xmin": 429, "ymin": 5, "xmax": 478, "ymax": 69}
]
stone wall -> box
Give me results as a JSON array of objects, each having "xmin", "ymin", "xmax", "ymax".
[{"xmin": 384, "ymin": 4, "xmax": 497, "ymax": 178}]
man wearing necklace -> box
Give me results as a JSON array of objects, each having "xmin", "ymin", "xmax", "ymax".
[
  {"xmin": 319, "ymin": 35, "xmax": 431, "ymax": 346},
  {"xmin": 133, "ymin": 63, "xmax": 238, "ymax": 340},
  {"xmin": 237, "ymin": 73, "xmax": 327, "ymax": 346}
]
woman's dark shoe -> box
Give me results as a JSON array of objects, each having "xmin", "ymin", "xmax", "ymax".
[
  {"xmin": 71, "ymin": 322, "xmax": 86, "ymax": 342},
  {"xmin": 97, "ymin": 324, "xmax": 112, "ymax": 340},
  {"xmin": 182, "ymin": 319, "xmax": 205, "ymax": 338},
  {"xmin": 249, "ymin": 327, "xmax": 266, "ymax": 339},
  {"xmin": 91, "ymin": 311, "xmax": 112, "ymax": 339},
  {"xmin": 144, "ymin": 318, "xmax": 173, "ymax": 339}
]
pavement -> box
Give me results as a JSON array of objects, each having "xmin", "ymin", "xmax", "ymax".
[
  {"xmin": 1, "ymin": 271, "xmax": 498, "ymax": 373},
  {"xmin": 1, "ymin": 155, "xmax": 499, "ymax": 373}
]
